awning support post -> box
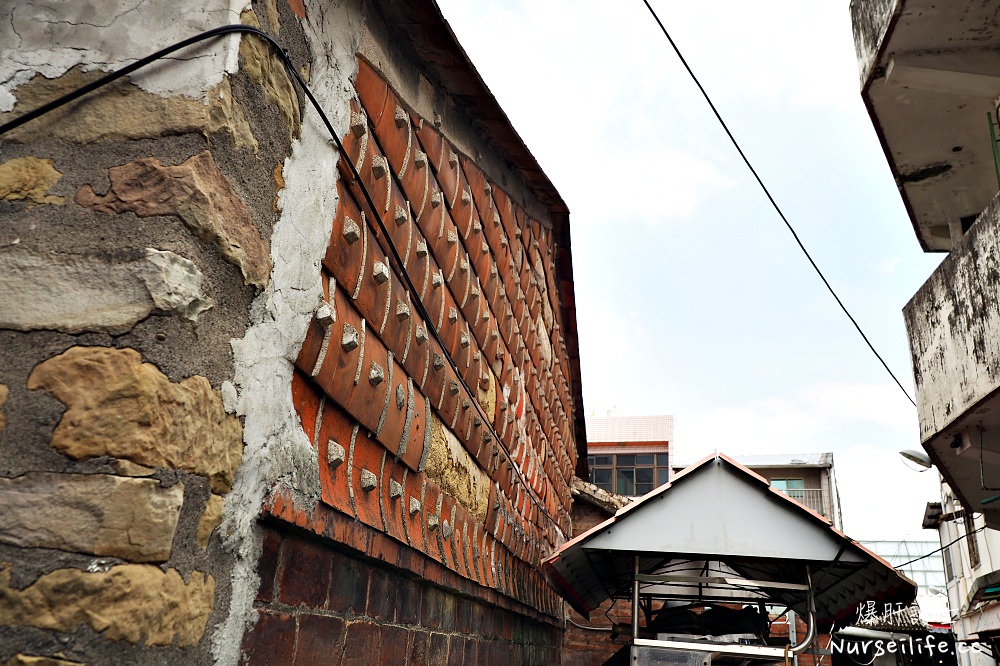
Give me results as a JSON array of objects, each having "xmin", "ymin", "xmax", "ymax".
[
  {"xmin": 632, "ymin": 555, "xmax": 640, "ymax": 642},
  {"xmin": 791, "ymin": 566, "xmax": 817, "ymax": 656}
]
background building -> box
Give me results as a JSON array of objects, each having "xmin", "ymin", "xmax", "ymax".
[
  {"xmin": 925, "ymin": 491, "xmax": 1000, "ymax": 666},
  {"xmin": 0, "ymin": 1, "xmax": 585, "ymax": 664},
  {"xmin": 585, "ymin": 412, "xmax": 672, "ymax": 497}
]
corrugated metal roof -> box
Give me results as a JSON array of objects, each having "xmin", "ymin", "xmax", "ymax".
[
  {"xmin": 586, "ymin": 414, "xmax": 674, "ymax": 443},
  {"xmin": 542, "ymin": 454, "xmax": 915, "ymax": 626},
  {"xmin": 672, "ymin": 452, "xmax": 833, "ymax": 469}
]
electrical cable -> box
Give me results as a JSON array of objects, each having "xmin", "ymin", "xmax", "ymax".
[
  {"xmin": 896, "ymin": 525, "xmax": 986, "ymax": 568},
  {"xmin": 639, "ymin": 0, "xmax": 917, "ymax": 408},
  {"xmin": 567, "ymin": 616, "xmax": 613, "ymax": 632},
  {"xmin": 0, "ymin": 25, "xmax": 557, "ymax": 537}
]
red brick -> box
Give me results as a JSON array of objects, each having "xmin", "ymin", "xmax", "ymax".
[
  {"xmin": 447, "ymin": 637, "xmax": 466, "ymax": 666},
  {"xmin": 420, "ymin": 585, "xmax": 446, "ymax": 629},
  {"xmin": 342, "ymin": 620, "xmax": 381, "ymax": 666},
  {"xmin": 350, "ymin": 429, "xmax": 386, "ymax": 531},
  {"xmin": 255, "ymin": 525, "xmax": 283, "ymax": 603},
  {"xmin": 463, "ymin": 638, "xmax": 480, "ymax": 664},
  {"xmin": 395, "ymin": 539, "xmax": 427, "ymax": 578},
  {"xmin": 328, "ymin": 549, "xmax": 370, "ymax": 614},
  {"xmin": 366, "ymin": 564, "xmax": 398, "ymax": 621},
  {"xmin": 403, "ymin": 473, "xmax": 428, "ymax": 556},
  {"xmin": 317, "ymin": 402, "xmax": 357, "ymax": 518},
  {"xmin": 422, "ymin": 483, "xmax": 444, "ymax": 564},
  {"xmin": 277, "ymin": 534, "xmax": 332, "ymax": 608},
  {"xmin": 380, "ymin": 460, "xmax": 408, "ymax": 546},
  {"xmin": 242, "ymin": 611, "xmax": 296, "ymax": 665},
  {"xmin": 395, "ymin": 575, "xmax": 422, "ymax": 625},
  {"xmin": 293, "ymin": 614, "xmax": 346, "ymax": 665},
  {"xmin": 409, "ymin": 630, "xmax": 430, "ymax": 666},
  {"xmin": 365, "ymin": 526, "xmax": 400, "ymax": 565},
  {"xmin": 355, "ymin": 60, "xmax": 389, "ymax": 129},
  {"xmin": 379, "ymin": 624, "xmax": 412, "ymax": 664},
  {"xmin": 439, "ymin": 494, "xmax": 457, "ymax": 572},
  {"xmin": 427, "ymin": 632, "xmax": 450, "ymax": 666}
]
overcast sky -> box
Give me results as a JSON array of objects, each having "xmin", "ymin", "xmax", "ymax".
[{"xmin": 435, "ymin": 0, "xmax": 945, "ymax": 540}]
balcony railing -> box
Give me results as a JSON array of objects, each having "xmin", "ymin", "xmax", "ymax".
[{"xmin": 774, "ymin": 488, "xmax": 828, "ymax": 518}]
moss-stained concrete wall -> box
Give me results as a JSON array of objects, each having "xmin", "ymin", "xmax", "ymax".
[{"xmin": 0, "ymin": 1, "xmax": 584, "ymax": 664}]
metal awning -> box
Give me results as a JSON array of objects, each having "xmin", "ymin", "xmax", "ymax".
[{"xmin": 543, "ymin": 454, "xmax": 916, "ymax": 629}]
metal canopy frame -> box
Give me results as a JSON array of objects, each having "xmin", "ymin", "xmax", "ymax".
[
  {"xmin": 542, "ymin": 455, "xmax": 918, "ymax": 663},
  {"xmin": 623, "ymin": 556, "xmax": 818, "ymax": 662}
]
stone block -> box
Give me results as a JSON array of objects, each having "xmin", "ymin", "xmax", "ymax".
[
  {"xmin": 0, "ymin": 68, "xmax": 257, "ymax": 151},
  {"xmin": 0, "ymin": 249, "xmax": 212, "ymax": 334},
  {"xmin": 2, "ymin": 656, "xmax": 85, "ymax": 666},
  {"xmin": 28, "ymin": 346, "xmax": 242, "ymax": 493},
  {"xmin": 425, "ymin": 415, "xmax": 489, "ymax": 523},
  {"xmin": 0, "ymin": 565, "xmax": 214, "ymax": 646},
  {"xmin": 0, "ymin": 157, "xmax": 64, "ymax": 205},
  {"xmin": 0, "ymin": 473, "xmax": 182, "ymax": 562},
  {"xmin": 75, "ymin": 151, "xmax": 271, "ymax": 288},
  {"xmin": 196, "ymin": 493, "xmax": 224, "ymax": 550}
]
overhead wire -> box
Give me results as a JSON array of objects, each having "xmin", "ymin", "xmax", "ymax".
[
  {"xmin": 0, "ymin": 24, "xmax": 557, "ymax": 537},
  {"xmin": 640, "ymin": 0, "xmax": 917, "ymax": 408},
  {"xmin": 895, "ymin": 525, "xmax": 985, "ymax": 568}
]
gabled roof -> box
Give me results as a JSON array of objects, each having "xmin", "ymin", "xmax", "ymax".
[{"xmin": 543, "ymin": 454, "xmax": 916, "ymax": 626}]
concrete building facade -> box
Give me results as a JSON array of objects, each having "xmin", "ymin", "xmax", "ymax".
[
  {"xmin": 851, "ymin": 0, "xmax": 1000, "ymax": 663},
  {"xmin": 0, "ymin": 1, "xmax": 585, "ymax": 664}
]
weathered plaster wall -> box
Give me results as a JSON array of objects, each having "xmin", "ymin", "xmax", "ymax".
[
  {"xmin": 849, "ymin": 0, "xmax": 899, "ymax": 86},
  {"xmin": 904, "ymin": 193, "xmax": 1000, "ymax": 441}
]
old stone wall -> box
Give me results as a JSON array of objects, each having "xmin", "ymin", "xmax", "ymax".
[{"xmin": 0, "ymin": 0, "xmax": 583, "ymax": 664}]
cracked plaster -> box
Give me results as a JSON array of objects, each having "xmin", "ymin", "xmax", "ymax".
[{"xmin": 0, "ymin": 0, "xmax": 251, "ymax": 111}]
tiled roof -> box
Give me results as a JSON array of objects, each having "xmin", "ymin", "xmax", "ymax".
[{"xmin": 586, "ymin": 415, "xmax": 673, "ymax": 443}]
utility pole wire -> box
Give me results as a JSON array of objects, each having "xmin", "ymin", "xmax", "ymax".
[{"xmin": 640, "ymin": 0, "xmax": 917, "ymax": 407}]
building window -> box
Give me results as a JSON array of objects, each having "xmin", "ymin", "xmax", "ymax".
[
  {"xmin": 965, "ymin": 513, "xmax": 981, "ymax": 570},
  {"xmin": 771, "ymin": 478, "xmax": 805, "ymax": 500},
  {"xmin": 588, "ymin": 453, "xmax": 669, "ymax": 496}
]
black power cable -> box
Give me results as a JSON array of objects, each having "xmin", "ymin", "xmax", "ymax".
[
  {"xmin": 896, "ymin": 525, "xmax": 985, "ymax": 569},
  {"xmin": 640, "ymin": 0, "xmax": 917, "ymax": 408},
  {"xmin": 0, "ymin": 25, "xmax": 557, "ymax": 536}
]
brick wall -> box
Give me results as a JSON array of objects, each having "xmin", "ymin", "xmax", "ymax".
[
  {"xmin": 561, "ymin": 500, "xmax": 623, "ymax": 665},
  {"xmin": 243, "ymin": 521, "xmax": 562, "ymax": 664},
  {"xmin": 254, "ymin": 48, "xmax": 581, "ymax": 661}
]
